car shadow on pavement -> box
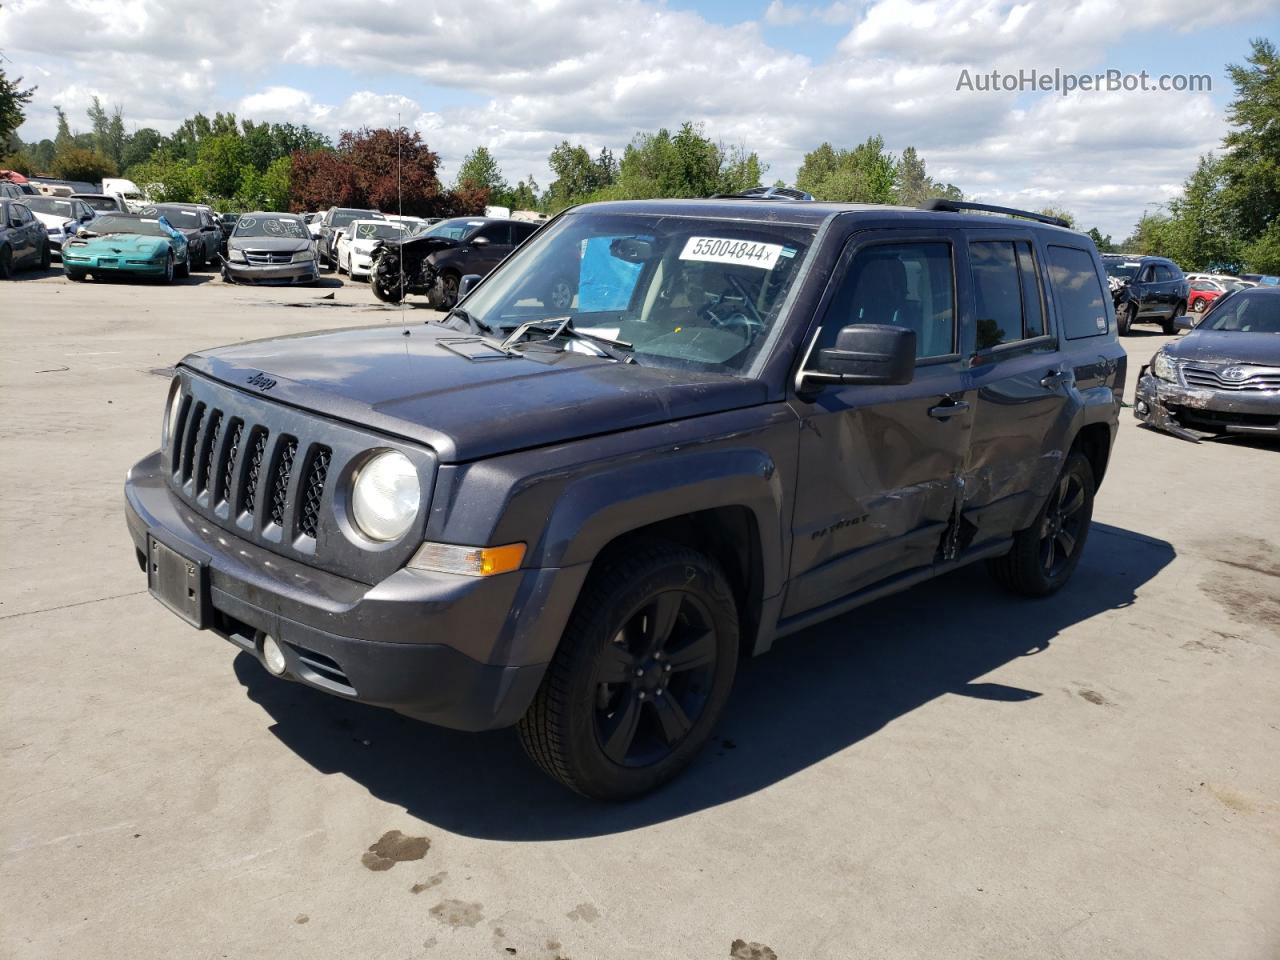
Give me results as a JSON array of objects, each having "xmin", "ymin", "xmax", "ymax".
[
  {"xmin": 232, "ymin": 522, "xmax": 1174, "ymax": 840},
  {"xmin": 5, "ymin": 266, "xmax": 63, "ymax": 281}
]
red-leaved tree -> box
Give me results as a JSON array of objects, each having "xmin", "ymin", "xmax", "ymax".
[{"xmin": 288, "ymin": 127, "xmax": 490, "ymax": 217}]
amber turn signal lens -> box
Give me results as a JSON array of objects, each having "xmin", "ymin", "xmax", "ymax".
[{"xmin": 408, "ymin": 542, "xmax": 526, "ymax": 577}]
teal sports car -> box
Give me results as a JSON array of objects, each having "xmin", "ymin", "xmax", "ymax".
[{"xmin": 61, "ymin": 213, "xmax": 190, "ymax": 282}]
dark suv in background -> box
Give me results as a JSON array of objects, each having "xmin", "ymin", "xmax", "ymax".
[
  {"xmin": 317, "ymin": 207, "xmax": 385, "ymax": 268},
  {"xmin": 144, "ymin": 204, "xmax": 224, "ymax": 268},
  {"xmin": 124, "ymin": 196, "xmax": 1124, "ymax": 800},
  {"xmin": 1102, "ymin": 254, "xmax": 1190, "ymax": 335}
]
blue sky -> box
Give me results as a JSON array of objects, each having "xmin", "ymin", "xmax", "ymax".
[{"xmin": 3, "ymin": 0, "xmax": 1276, "ymax": 238}]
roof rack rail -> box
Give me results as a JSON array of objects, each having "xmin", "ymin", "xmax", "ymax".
[
  {"xmin": 920, "ymin": 198, "xmax": 1070, "ymax": 228},
  {"xmin": 711, "ymin": 186, "xmax": 815, "ymax": 202}
]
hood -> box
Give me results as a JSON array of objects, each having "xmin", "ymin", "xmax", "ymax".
[
  {"xmin": 32, "ymin": 211, "xmax": 73, "ymax": 230},
  {"xmin": 181, "ymin": 324, "xmax": 767, "ymax": 463},
  {"xmin": 228, "ymin": 235, "xmax": 310, "ymax": 254},
  {"xmin": 389, "ymin": 234, "xmax": 460, "ymax": 254},
  {"xmin": 1166, "ymin": 329, "xmax": 1280, "ymax": 366},
  {"xmin": 67, "ymin": 232, "xmax": 165, "ymax": 254}
]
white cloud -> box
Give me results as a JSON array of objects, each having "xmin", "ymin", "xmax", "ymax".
[{"xmin": 0, "ymin": 0, "xmax": 1260, "ymax": 237}]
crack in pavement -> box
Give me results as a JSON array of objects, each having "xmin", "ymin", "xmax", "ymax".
[{"xmin": 0, "ymin": 590, "xmax": 147, "ymax": 622}]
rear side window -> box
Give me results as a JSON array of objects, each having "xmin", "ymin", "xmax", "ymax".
[
  {"xmin": 823, "ymin": 241, "xmax": 955, "ymax": 359},
  {"xmin": 1046, "ymin": 245, "xmax": 1109, "ymax": 339},
  {"xmin": 1154, "ymin": 264, "xmax": 1174, "ymax": 282},
  {"xmin": 475, "ymin": 222, "xmax": 512, "ymax": 244},
  {"xmin": 969, "ymin": 240, "xmax": 1046, "ymax": 348}
]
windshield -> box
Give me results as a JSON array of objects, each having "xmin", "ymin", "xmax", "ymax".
[
  {"xmin": 84, "ymin": 216, "xmax": 172, "ymax": 238},
  {"xmin": 1201, "ymin": 292, "xmax": 1280, "ymax": 333},
  {"xmin": 145, "ymin": 205, "xmax": 201, "ymax": 227},
  {"xmin": 24, "ymin": 196, "xmax": 77, "ymax": 217},
  {"xmin": 77, "ymin": 196, "xmax": 118, "ymax": 211},
  {"xmin": 423, "ymin": 218, "xmax": 485, "ymax": 240},
  {"xmin": 459, "ymin": 211, "xmax": 816, "ymax": 374},
  {"xmin": 1103, "ymin": 259, "xmax": 1141, "ymax": 281},
  {"xmin": 331, "ymin": 209, "xmax": 383, "ymax": 229},
  {"xmin": 233, "ymin": 215, "xmax": 308, "ymax": 239},
  {"xmin": 351, "ymin": 221, "xmax": 406, "ymax": 241}
]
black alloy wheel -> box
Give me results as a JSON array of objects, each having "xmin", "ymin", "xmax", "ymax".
[
  {"xmin": 593, "ymin": 590, "xmax": 719, "ymax": 767},
  {"xmin": 1038, "ymin": 469, "xmax": 1088, "ymax": 578}
]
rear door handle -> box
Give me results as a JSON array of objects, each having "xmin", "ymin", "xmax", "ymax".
[
  {"xmin": 928, "ymin": 400, "xmax": 970, "ymax": 420},
  {"xmin": 1041, "ymin": 369, "xmax": 1069, "ymax": 389}
]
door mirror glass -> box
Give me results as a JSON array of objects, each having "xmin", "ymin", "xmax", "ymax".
[
  {"xmin": 813, "ymin": 324, "xmax": 916, "ymax": 385},
  {"xmin": 459, "ymin": 274, "xmax": 482, "ymax": 298}
]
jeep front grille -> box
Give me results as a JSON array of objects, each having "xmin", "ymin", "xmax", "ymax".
[
  {"xmin": 268, "ymin": 437, "xmax": 298, "ymax": 528},
  {"xmin": 164, "ymin": 370, "xmax": 436, "ymax": 584},
  {"xmin": 298, "ymin": 447, "xmax": 330, "ymax": 539}
]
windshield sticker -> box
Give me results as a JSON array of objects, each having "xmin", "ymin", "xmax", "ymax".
[{"xmin": 680, "ymin": 236, "xmax": 783, "ymax": 270}]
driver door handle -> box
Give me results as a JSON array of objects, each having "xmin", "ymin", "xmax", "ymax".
[
  {"xmin": 928, "ymin": 399, "xmax": 970, "ymax": 420},
  {"xmin": 1040, "ymin": 369, "xmax": 1069, "ymax": 389}
]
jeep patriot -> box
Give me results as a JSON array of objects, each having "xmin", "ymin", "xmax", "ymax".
[{"xmin": 125, "ymin": 196, "xmax": 1125, "ymax": 799}]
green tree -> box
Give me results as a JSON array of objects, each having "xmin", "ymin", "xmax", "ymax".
[
  {"xmin": 796, "ymin": 137, "xmax": 896, "ymax": 203},
  {"xmin": 122, "ymin": 128, "xmax": 163, "ymax": 171},
  {"xmin": 0, "ymin": 67, "xmax": 35, "ymax": 148},
  {"xmin": 1087, "ymin": 227, "xmax": 1116, "ymax": 253},
  {"xmin": 51, "ymin": 145, "xmax": 117, "ymax": 182},
  {"xmin": 894, "ymin": 146, "xmax": 963, "ymax": 205},
  {"xmin": 128, "ymin": 149, "xmax": 198, "ymax": 202},
  {"xmin": 1164, "ymin": 154, "xmax": 1241, "ymax": 271},
  {"xmin": 601, "ymin": 122, "xmax": 764, "ymax": 203},
  {"xmin": 455, "ymin": 146, "xmax": 506, "ymax": 194},
  {"xmin": 546, "ymin": 141, "xmax": 601, "ymax": 208},
  {"xmin": 1122, "ymin": 212, "xmax": 1175, "ymax": 256},
  {"xmin": 498, "ymin": 174, "xmax": 540, "ymax": 211},
  {"xmin": 1240, "ymin": 219, "xmax": 1280, "ymax": 272},
  {"xmin": 197, "ymin": 133, "xmax": 247, "ymax": 198},
  {"xmin": 53, "ymin": 105, "xmax": 74, "ymax": 150},
  {"xmin": 1219, "ymin": 38, "xmax": 1280, "ymax": 245}
]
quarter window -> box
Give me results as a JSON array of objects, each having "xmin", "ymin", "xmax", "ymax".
[
  {"xmin": 1046, "ymin": 245, "xmax": 1110, "ymax": 339},
  {"xmin": 822, "ymin": 242, "xmax": 955, "ymax": 360}
]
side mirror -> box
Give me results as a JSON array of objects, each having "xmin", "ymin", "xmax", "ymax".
[
  {"xmin": 810, "ymin": 324, "xmax": 916, "ymax": 386},
  {"xmin": 458, "ymin": 274, "xmax": 482, "ymax": 298},
  {"xmin": 10, "ymin": 217, "xmax": 22, "ymax": 229},
  {"xmin": 81, "ymin": 212, "xmax": 93, "ymax": 222},
  {"xmin": 471, "ymin": 236, "xmax": 490, "ymax": 247},
  {"xmin": 1175, "ymin": 314, "xmax": 1196, "ymax": 332}
]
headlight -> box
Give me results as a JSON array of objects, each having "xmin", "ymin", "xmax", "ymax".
[
  {"xmin": 229, "ymin": 249, "xmax": 247, "ymax": 263},
  {"xmin": 350, "ymin": 450, "xmax": 421, "ymax": 541},
  {"xmin": 291, "ymin": 250, "xmax": 314, "ymax": 263},
  {"xmin": 1151, "ymin": 352, "xmax": 1177, "ymax": 382},
  {"xmin": 162, "ymin": 377, "xmax": 183, "ymax": 446}
]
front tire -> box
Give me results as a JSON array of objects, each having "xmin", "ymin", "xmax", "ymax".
[
  {"xmin": 1117, "ymin": 302, "xmax": 1136, "ymax": 336},
  {"xmin": 39, "ymin": 241, "xmax": 51, "ymax": 270},
  {"xmin": 66, "ymin": 268, "xmax": 87, "ymax": 281},
  {"xmin": 1162, "ymin": 303, "xmax": 1185, "ymax": 336},
  {"xmin": 0, "ymin": 245, "xmax": 13, "ymax": 279},
  {"xmin": 161, "ymin": 251, "xmax": 175, "ymax": 284},
  {"xmin": 518, "ymin": 542, "xmax": 739, "ymax": 800},
  {"xmin": 987, "ymin": 450, "xmax": 1095, "ymax": 597},
  {"xmin": 438, "ymin": 272, "xmax": 460, "ymax": 310}
]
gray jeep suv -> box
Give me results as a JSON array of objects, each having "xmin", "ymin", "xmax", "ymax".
[{"xmin": 124, "ymin": 196, "xmax": 1124, "ymax": 799}]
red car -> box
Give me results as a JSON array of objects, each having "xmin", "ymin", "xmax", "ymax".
[{"xmin": 1188, "ymin": 277, "xmax": 1247, "ymax": 312}]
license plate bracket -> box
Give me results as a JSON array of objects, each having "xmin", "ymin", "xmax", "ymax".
[{"xmin": 147, "ymin": 535, "xmax": 208, "ymax": 628}]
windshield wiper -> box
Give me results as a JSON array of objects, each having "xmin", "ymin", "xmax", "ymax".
[
  {"xmin": 436, "ymin": 306, "xmax": 492, "ymax": 335},
  {"xmin": 501, "ymin": 316, "xmax": 634, "ymax": 362}
]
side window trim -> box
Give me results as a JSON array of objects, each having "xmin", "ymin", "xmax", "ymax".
[{"xmin": 963, "ymin": 232, "xmax": 1056, "ymax": 358}]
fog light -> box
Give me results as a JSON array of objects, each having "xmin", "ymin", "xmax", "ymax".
[
  {"xmin": 1136, "ymin": 400, "xmax": 1149, "ymax": 415},
  {"xmin": 261, "ymin": 634, "xmax": 287, "ymax": 675}
]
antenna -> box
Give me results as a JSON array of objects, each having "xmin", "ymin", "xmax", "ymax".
[{"xmin": 397, "ymin": 113, "xmax": 405, "ymax": 314}]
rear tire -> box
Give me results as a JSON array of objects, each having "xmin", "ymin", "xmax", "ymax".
[
  {"xmin": 987, "ymin": 450, "xmax": 1095, "ymax": 597},
  {"xmin": 518, "ymin": 541, "xmax": 739, "ymax": 800}
]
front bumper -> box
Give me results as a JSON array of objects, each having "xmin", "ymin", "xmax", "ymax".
[
  {"xmin": 349, "ymin": 253, "xmax": 374, "ymax": 277},
  {"xmin": 62, "ymin": 252, "xmax": 166, "ymax": 275},
  {"xmin": 223, "ymin": 259, "xmax": 319, "ymax": 285},
  {"xmin": 1134, "ymin": 368, "xmax": 1280, "ymax": 439},
  {"xmin": 124, "ymin": 450, "xmax": 584, "ymax": 730}
]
